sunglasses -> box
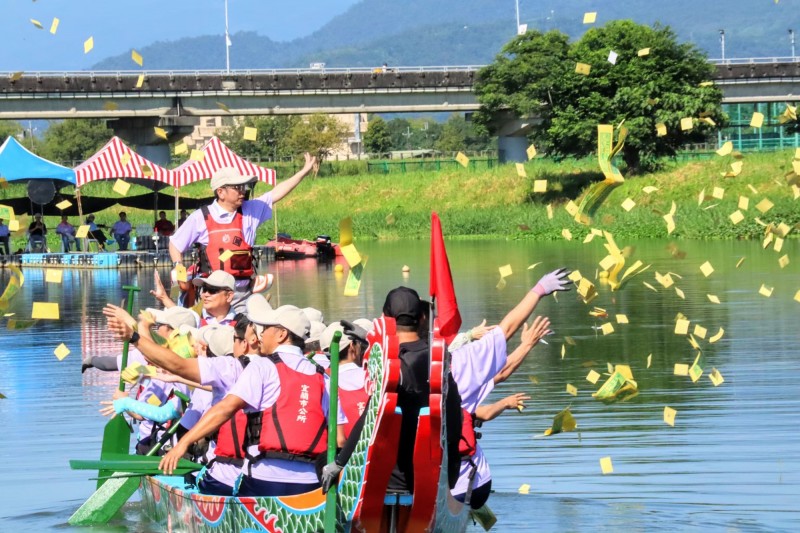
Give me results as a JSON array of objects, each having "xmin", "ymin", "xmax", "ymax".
[
  {"xmin": 201, "ymin": 286, "xmax": 229, "ymax": 295},
  {"xmin": 224, "ymin": 184, "xmax": 249, "ymax": 193}
]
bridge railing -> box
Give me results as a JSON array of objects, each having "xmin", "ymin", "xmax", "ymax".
[
  {"xmin": 2, "ymin": 65, "xmax": 486, "ymax": 79},
  {"xmin": 711, "ymin": 56, "xmax": 800, "ymax": 65}
]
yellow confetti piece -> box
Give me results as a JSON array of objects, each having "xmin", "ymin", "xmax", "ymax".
[
  {"xmin": 218, "ymin": 250, "xmax": 234, "ymax": 263},
  {"xmin": 709, "ymin": 368, "xmax": 725, "ymax": 387},
  {"xmin": 340, "ymin": 243, "xmax": 362, "ymax": 269},
  {"xmin": 515, "ymin": 163, "xmax": 527, "ymax": 178},
  {"xmin": 598, "ymin": 254, "xmax": 617, "ymax": 272},
  {"xmin": 755, "ymin": 198, "xmax": 774, "ymax": 214},
  {"xmin": 621, "ymin": 198, "xmax": 636, "ymax": 212},
  {"xmin": 533, "ymin": 179, "xmax": 547, "ymax": 193},
  {"xmin": 456, "ymin": 152, "xmax": 470, "ymax": 168},
  {"xmin": 675, "ymin": 319, "xmax": 690, "ymax": 335},
  {"xmin": 45, "ymin": 269, "xmax": 63, "ymax": 284},
  {"xmin": 716, "ymin": 141, "xmax": 733, "ymax": 156},
  {"xmin": 10, "ymin": 72, "xmax": 23, "ymax": 82},
  {"xmin": 526, "ymin": 145, "xmax": 537, "ymax": 160},
  {"xmin": 647, "ymin": 354, "xmax": 652, "ymax": 368},
  {"xmin": 693, "ymin": 324, "xmax": 707, "ymax": 339},
  {"xmin": 518, "ymin": 484, "xmax": 530, "ymax": 494},
  {"xmin": 243, "ymin": 127, "xmax": 258, "ymax": 142},
  {"xmin": 729, "ymin": 210, "xmax": 744, "ymax": 225},
  {"xmin": 84, "ymin": 36, "xmax": 94, "ymax": 54},
  {"xmin": 50, "ymin": 18, "xmax": 60, "ymax": 35},
  {"xmin": 566, "ymin": 383, "xmax": 578, "ymax": 396},
  {"xmin": 174, "ymin": 264, "xmax": 187, "ymax": 283},
  {"xmin": 174, "ymin": 142, "xmax": 188, "ymax": 156},
  {"xmin": 674, "ymin": 363, "xmax": 689, "ymax": 376},
  {"xmin": 55, "ymin": 199, "xmax": 72, "ymax": 210},
  {"xmin": 32, "ymin": 302, "xmax": 59, "ymax": 320},
  {"xmin": 147, "ymin": 395, "xmax": 162, "ymax": 406},
  {"xmin": 561, "ymin": 344, "xmax": 566, "ymax": 360},
  {"xmin": 637, "ymin": 48, "xmax": 650, "ymax": 57},
  {"xmin": 616, "ymin": 314, "xmax": 629, "ymax": 324},
  {"xmin": 663, "ymin": 213, "xmax": 675, "ymax": 235},
  {"xmin": 712, "ymin": 187, "xmax": 724, "ymax": 200},
  {"xmin": 30, "ymin": 19, "xmax": 44, "ymax": 29},
  {"xmin": 750, "ymin": 112, "xmax": 764, "ymax": 128},
  {"xmin": 131, "ymin": 50, "xmax": 143, "ymax": 67},
  {"xmin": 663, "ymin": 406, "xmax": 677, "ymax": 427},
  {"xmin": 561, "ymin": 228, "xmax": 572, "ymax": 241},
  {"xmin": 498, "ymin": 264, "xmax": 513, "ymax": 278},
  {"xmin": 600, "ymin": 323, "xmax": 614, "ymax": 335},
  {"xmin": 8, "ymin": 220, "xmax": 19, "ymax": 232},
  {"xmin": 705, "ymin": 294, "xmax": 721, "ymax": 305},
  {"xmin": 527, "ymin": 262, "xmax": 542, "ymax": 271},
  {"xmin": 779, "ymin": 255, "xmax": 790, "ymax": 269},
  {"xmin": 600, "ymin": 457, "xmax": 613, "ymax": 474},
  {"xmin": 583, "ymin": 12, "xmax": 597, "ymax": 23},
  {"xmin": 697, "ymin": 188, "xmax": 706, "ymax": 206},
  {"xmin": 154, "ymin": 127, "xmax": 168, "ymax": 140},
  {"xmin": 119, "ymin": 152, "xmax": 132, "ymax": 166},
  {"xmin": 699, "ymin": 261, "xmax": 714, "ymax": 277},
  {"xmin": 565, "ymin": 200, "xmax": 579, "ymax": 217},
  {"xmin": 758, "ymin": 284, "xmax": 773, "ymax": 298},
  {"xmin": 575, "ymin": 63, "xmax": 591, "ymax": 76},
  {"xmin": 735, "ymin": 257, "xmax": 746, "ymax": 269},
  {"xmin": 642, "ymin": 186, "xmax": 659, "ymax": 194},
  {"xmin": 643, "ymin": 281, "xmax": 658, "ymax": 292},
  {"xmin": 546, "ymin": 204, "xmax": 553, "ymax": 220},
  {"xmin": 708, "ymin": 328, "xmax": 725, "ymax": 344},
  {"xmin": 113, "ymin": 179, "xmax": 130, "ymax": 196},
  {"xmin": 738, "ymin": 196, "xmax": 749, "ymax": 210},
  {"xmin": 675, "ymin": 287, "xmax": 685, "ymax": 299},
  {"xmin": 190, "ymin": 149, "xmax": 205, "ymax": 162},
  {"xmin": 54, "ymin": 343, "xmax": 70, "ymax": 361},
  {"xmin": 75, "ymin": 225, "xmax": 89, "ymax": 239},
  {"xmin": 680, "ymin": 117, "xmax": 693, "ymax": 131},
  {"xmin": 656, "ymin": 123, "xmax": 667, "ymax": 137},
  {"xmin": 795, "ymin": 289, "xmax": 800, "ymax": 303},
  {"xmin": 774, "ymin": 237, "xmax": 784, "ymax": 252},
  {"xmin": 103, "ymin": 101, "xmax": 119, "ymax": 111},
  {"xmin": 586, "ymin": 370, "xmax": 601, "ymax": 384},
  {"xmin": 135, "ymin": 74, "xmax": 145, "ymax": 88},
  {"xmin": 143, "ymin": 165, "xmax": 153, "ymax": 178}
]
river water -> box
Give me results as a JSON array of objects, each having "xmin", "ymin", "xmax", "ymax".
[{"xmin": 0, "ymin": 239, "xmax": 798, "ymax": 532}]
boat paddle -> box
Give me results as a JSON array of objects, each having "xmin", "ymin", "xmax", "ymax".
[
  {"xmin": 97, "ymin": 284, "xmax": 140, "ymax": 489},
  {"xmin": 68, "ymin": 390, "xmax": 189, "ymax": 526},
  {"xmin": 324, "ymin": 331, "xmax": 342, "ymax": 533},
  {"xmin": 70, "ymin": 453, "xmax": 202, "ymax": 477}
]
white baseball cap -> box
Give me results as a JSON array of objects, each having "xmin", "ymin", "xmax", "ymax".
[
  {"xmin": 246, "ymin": 296, "xmax": 310, "ymax": 340},
  {"xmin": 210, "ymin": 167, "xmax": 256, "ymax": 191},
  {"xmin": 201, "ymin": 325, "xmax": 235, "ymax": 357},
  {"xmin": 146, "ymin": 306, "xmax": 199, "ymax": 331},
  {"xmin": 302, "ymin": 307, "xmax": 324, "ymax": 324},
  {"xmin": 192, "ymin": 270, "xmax": 235, "ymax": 291},
  {"xmin": 306, "ymin": 320, "xmax": 326, "ymax": 346},
  {"xmin": 320, "ymin": 322, "xmax": 350, "ymax": 352}
]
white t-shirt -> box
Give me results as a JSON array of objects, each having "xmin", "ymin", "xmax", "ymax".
[{"xmin": 227, "ymin": 346, "xmax": 346, "ymax": 483}]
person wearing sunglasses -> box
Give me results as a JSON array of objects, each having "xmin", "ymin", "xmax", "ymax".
[
  {"xmin": 169, "ymin": 153, "xmax": 317, "ymax": 313},
  {"xmin": 191, "ymin": 270, "xmax": 238, "ymax": 327}
]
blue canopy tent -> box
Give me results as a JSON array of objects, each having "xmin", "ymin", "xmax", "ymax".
[{"xmin": 0, "ymin": 136, "xmax": 77, "ymax": 216}]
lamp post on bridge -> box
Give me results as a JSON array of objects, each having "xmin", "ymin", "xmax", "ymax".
[
  {"xmin": 224, "ymin": 0, "xmax": 232, "ymax": 73},
  {"xmin": 790, "ymin": 29, "xmax": 796, "ymax": 61},
  {"xmin": 719, "ymin": 29, "xmax": 726, "ymax": 63}
]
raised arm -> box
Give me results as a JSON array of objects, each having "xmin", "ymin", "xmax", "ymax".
[
  {"xmin": 498, "ymin": 268, "xmax": 570, "ymax": 340},
  {"xmin": 270, "ymin": 152, "xmax": 316, "ymax": 204},
  {"xmin": 103, "ymin": 303, "xmax": 201, "ymax": 383},
  {"xmin": 494, "ymin": 316, "xmax": 551, "ymax": 385}
]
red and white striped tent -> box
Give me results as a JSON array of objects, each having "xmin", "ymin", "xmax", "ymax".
[
  {"xmin": 75, "ymin": 136, "xmax": 177, "ymax": 188},
  {"xmin": 173, "ymin": 136, "xmax": 276, "ymax": 188}
]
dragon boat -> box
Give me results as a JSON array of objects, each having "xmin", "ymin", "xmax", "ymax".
[{"xmin": 138, "ymin": 314, "xmax": 472, "ymax": 532}]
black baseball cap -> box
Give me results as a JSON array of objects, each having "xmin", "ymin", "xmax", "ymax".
[{"xmin": 383, "ymin": 286, "xmax": 423, "ymax": 326}]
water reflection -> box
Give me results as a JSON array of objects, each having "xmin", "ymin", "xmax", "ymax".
[{"xmin": 0, "ymin": 239, "xmax": 798, "ymax": 532}]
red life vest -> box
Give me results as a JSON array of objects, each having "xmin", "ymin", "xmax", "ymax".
[
  {"xmin": 339, "ymin": 386, "xmax": 369, "ymax": 438},
  {"xmin": 245, "ymin": 354, "xmax": 328, "ymax": 463},
  {"xmin": 459, "ymin": 408, "xmax": 478, "ymax": 458},
  {"xmin": 209, "ymin": 356, "xmax": 250, "ymax": 464},
  {"xmin": 200, "ymin": 206, "xmax": 254, "ymax": 279}
]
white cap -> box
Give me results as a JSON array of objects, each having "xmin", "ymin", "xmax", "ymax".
[
  {"xmin": 146, "ymin": 306, "xmax": 199, "ymax": 331},
  {"xmin": 210, "ymin": 167, "xmax": 256, "ymax": 191},
  {"xmin": 354, "ymin": 318, "xmax": 374, "ymax": 334},
  {"xmin": 320, "ymin": 322, "xmax": 350, "ymax": 352},
  {"xmin": 192, "ymin": 270, "xmax": 235, "ymax": 291},
  {"xmin": 302, "ymin": 307, "xmax": 324, "ymax": 324},
  {"xmin": 201, "ymin": 325, "xmax": 235, "ymax": 357},
  {"xmin": 306, "ymin": 320, "xmax": 326, "ymax": 346},
  {"xmin": 246, "ymin": 295, "xmax": 310, "ymax": 340}
]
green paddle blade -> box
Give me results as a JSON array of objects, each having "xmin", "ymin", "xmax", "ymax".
[
  {"xmin": 68, "ymin": 475, "xmax": 140, "ymax": 526},
  {"xmin": 98, "ymin": 416, "xmax": 132, "ymax": 489},
  {"xmin": 71, "ymin": 455, "xmax": 201, "ymax": 476}
]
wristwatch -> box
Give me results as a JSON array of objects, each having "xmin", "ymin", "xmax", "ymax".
[{"xmin": 129, "ymin": 331, "xmax": 141, "ymax": 344}]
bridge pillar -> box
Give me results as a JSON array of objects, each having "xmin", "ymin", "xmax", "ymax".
[
  {"xmin": 486, "ymin": 111, "xmax": 537, "ymax": 164},
  {"xmin": 497, "ymin": 136, "xmax": 529, "ymax": 163},
  {"xmin": 108, "ymin": 117, "xmax": 197, "ymax": 166}
]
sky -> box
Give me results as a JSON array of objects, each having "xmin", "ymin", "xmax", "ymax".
[{"xmin": 0, "ymin": 0, "xmax": 359, "ymax": 71}]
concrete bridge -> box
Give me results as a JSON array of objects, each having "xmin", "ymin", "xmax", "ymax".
[{"xmin": 0, "ymin": 58, "xmax": 797, "ymax": 162}]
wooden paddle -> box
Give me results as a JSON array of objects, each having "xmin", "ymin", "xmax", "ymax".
[
  {"xmin": 324, "ymin": 331, "xmax": 342, "ymax": 533},
  {"xmin": 69, "ymin": 394, "xmax": 189, "ymax": 526},
  {"xmin": 97, "ymin": 284, "xmax": 140, "ymax": 489}
]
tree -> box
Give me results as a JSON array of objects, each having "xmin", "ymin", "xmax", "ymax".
[
  {"xmin": 363, "ymin": 116, "xmax": 392, "ymax": 155},
  {"xmin": 434, "ymin": 113, "xmax": 494, "ymax": 153},
  {"xmin": 386, "ymin": 118, "xmax": 414, "ymax": 150},
  {"xmin": 217, "ymin": 116, "xmax": 300, "ymax": 161},
  {"xmin": 0, "ymin": 121, "xmax": 22, "ymax": 145},
  {"xmin": 474, "ymin": 22, "xmax": 723, "ymax": 173},
  {"xmin": 286, "ymin": 114, "xmax": 350, "ymax": 165},
  {"xmin": 40, "ymin": 119, "xmax": 113, "ymax": 164}
]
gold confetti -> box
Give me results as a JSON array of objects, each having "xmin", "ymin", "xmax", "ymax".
[
  {"xmin": 707, "ymin": 294, "xmax": 721, "ymax": 304},
  {"xmin": 190, "ymin": 149, "xmax": 205, "ymax": 161},
  {"xmin": 561, "ymin": 228, "xmax": 573, "ymax": 241},
  {"xmin": 643, "ymin": 186, "xmax": 659, "ymax": 194},
  {"xmin": 32, "ymin": 302, "xmax": 59, "ymax": 320},
  {"xmin": 546, "ymin": 204, "xmax": 553, "ymax": 220},
  {"xmin": 709, "ymin": 368, "xmax": 725, "ymax": 387},
  {"xmin": 675, "ymin": 287, "xmax": 685, "ymax": 299},
  {"xmin": 498, "ymin": 264, "xmax": 513, "ymax": 278},
  {"xmin": 647, "ymin": 354, "xmax": 652, "ymax": 368},
  {"xmin": 533, "ymin": 179, "xmax": 547, "ymax": 193},
  {"xmin": 113, "ymin": 179, "xmax": 130, "ymax": 196},
  {"xmin": 566, "ymin": 383, "xmax": 578, "ymax": 396},
  {"xmin": 600, "ymin": 457, "xmax": 614, "ymax": 474},
  {"xmin": 243, "ymin": 127, "xmax": 258, "ymax": 142},
  {"xmin": 174, "ymin": 142, "xmax": 188, "ymax": 156},
  {"xmin": 621, "ymin": 198, "xmax": 636, "ymax": 212},
  {"xmin": 637, "ymin": 48, "xmax": 650, "ymax": 57},
  {"xmin": 131, "ymin": 50, "xmax": 143, "ymax": 67},
  {"xmin": 680, "ymin": 117, "xmax": 693, "ymax": 131},
  {"xmin": 674, "ymin": 319, "xmax": 690, "ymax": 335},
  {"xmin": 779, "ymin": 255, "xmax": 790, "ymax": 269},
  {"xmin": 135, "ymin": 74, "xmax": 145, "ymax": 88},
  {"xmin": 600, "ymin": 323, "xmax": 614, "ymax": 335},
  {"xmin": 456, "ymin": 152, "xmax": 470, "ymax": 168},
  {"xmin": 527, "ymin": 145, "xmax": 537, "ymax": 160},
  {"xmin": 699, "ymin": 261, "xmax": 714, "ymax": 277},
  {"xmin": 735, "ymin": 257, "xmax": 746, "ymax": 268},
  {"xmin": 75, "ymin": 225, "xmax": 90, "ymax": 239},
  {"xmin": 674, "ymin": 363, "xmax": 689, "ymax": 376},
  {"xmin": 615, "ymin": 314, "xmax": 629, "ymax": 324},
  {"xmin": 663, "ymin": 406, "xmax": 677, "ymax": 427},
  {"xmin": 656, "ymin": 123, "xmax": 667, "ymax": 137},
  {"xmin": 712, "ymin": 187, "xmax": 724, "ymax": 200},
  {"xmin": 693, "ymin": 324, "xmax": 707, "ymax": 339},
  {"xmin": 583, "ymin": 12, "xmax": 597, "ymax": 23},
  {"xmin": 84, "ymin": 37, "xmax": 94, "ymax": 54},
  {"xmin": 56, "ymin": 200, "xmax": 72, "ymax": 210},
  {"xmin": 738, "ymin": 196, "xmax": 749, "ymax": 210},
  {"xmin": 575, "ymin": 63, "xmax": 591, "ymax": 76},
  {"xmin": 154, "ymin": 127, "xmax": 168, "ymax": 140},
  {"xmin": 50, "ymin": 18, "xmax": 60, "ymax": 35},
  {"xmin": 30, "ymin": 19, "xmax": 44, "ymax": 29},
  {"xmin": 729, "ymin": 210, "xmax": 744, "ymax": 225},
  {"xmin": 755, "ymin": 198, "xmax": 774, "ymax": 214},
  {"xmin": 518, "ymin": 484, "xmax": 531, "ymax": 494},
  {"xmin": 708, "ymin": 328, "xmax": 725, "ymax": 344},
  {"xmin": 54, "ymin": 343, "xmax": 70, "ymax": 361},
  {"xmin": 750, "ymin": 112, "xmax": 764, "ymax": 128},
  {"xmin": 716, "ymin": 141, "xmax": 733, "ymax": 156},
  {"xmin": 643, "ymin": 281, "xmax": 658, "ymax": 292},
  {"xmin": 586, "ymin": 370, "xmax": 601, "ymax": 384},
  {"xmin": 758, "ymin": 284, "xmax": 773, "ymax": 298},
  {"xmin": 45, "ymin": 269, "xmax": 63, "ymax": 284}
]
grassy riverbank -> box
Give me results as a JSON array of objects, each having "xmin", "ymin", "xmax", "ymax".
[{"xmin": 2, "ymin": 150, "xmax": 798, "ymax": 250}]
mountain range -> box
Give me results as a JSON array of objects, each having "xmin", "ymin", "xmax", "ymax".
[{"xmin": 91, "ymin": 0, "xmax": 800, "ymax": 70}]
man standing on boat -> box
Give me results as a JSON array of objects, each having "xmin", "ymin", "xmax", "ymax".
[{"xmin": 168, "ymin": 153, "xmax": 316, "ymax": 312}]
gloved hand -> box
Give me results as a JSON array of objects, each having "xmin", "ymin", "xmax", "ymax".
[
  {"xmin": 532, "ymin": 268, "xmax": 573, "ymax": 297},
  {"xmin": 341, "ymin": 320, "xmax": 369, "ymax": 346},
  {"xmin": 321, "ymin": 462, "xmax": 344, "ymax": 494}
]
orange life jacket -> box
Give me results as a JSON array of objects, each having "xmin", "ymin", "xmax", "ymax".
[{"xmin": 200, "ymin": 206, "xmax": 254, "ymax": 279}]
